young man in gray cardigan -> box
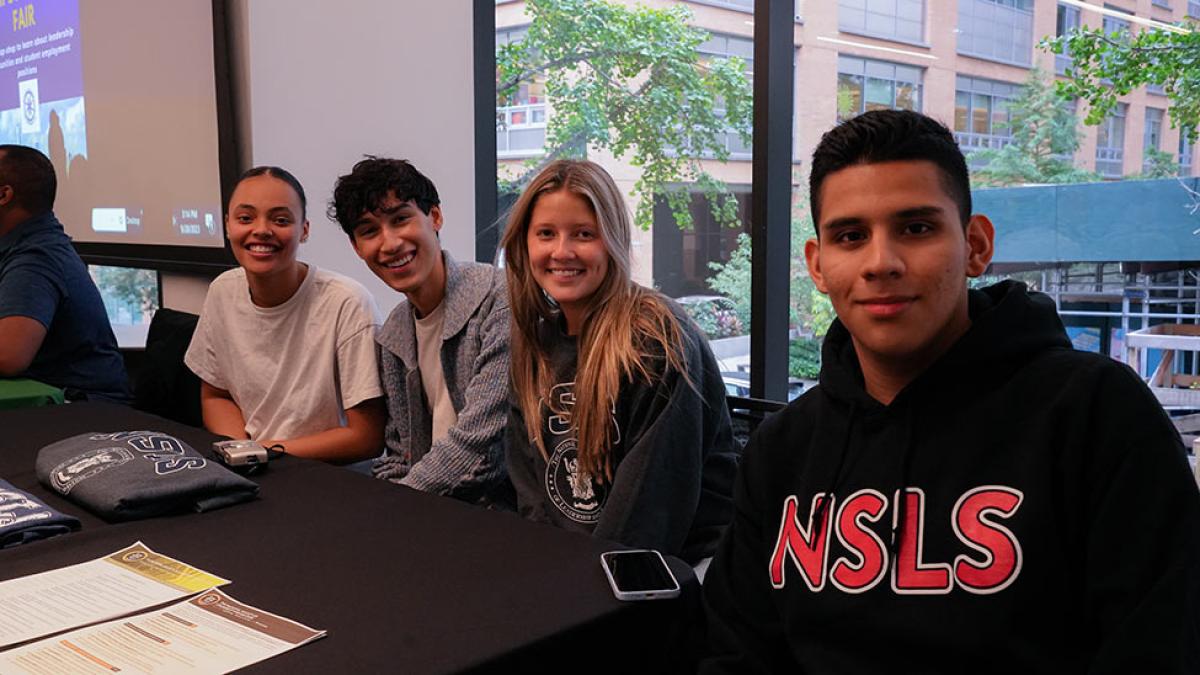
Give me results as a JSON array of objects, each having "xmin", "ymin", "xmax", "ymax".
[{"xmin": 330, "ymin": 157, "xmax": 511, "ymax": 506}]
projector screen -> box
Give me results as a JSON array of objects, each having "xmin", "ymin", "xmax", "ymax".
[{"xmin": 0, "ymin": 0, "xmax": 235, "ymax": 270}]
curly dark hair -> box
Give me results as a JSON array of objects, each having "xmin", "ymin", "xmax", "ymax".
[
  {"xmin": 809, "ymin": 110, "xmax": 971, "ymax": 229},
  {"xmin": 327, "ymin": 156, "xmax": 440, "ymax": 239}
]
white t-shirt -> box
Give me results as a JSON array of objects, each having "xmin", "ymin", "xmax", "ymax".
[
  {"xmin": 413, "ymin": 301, "xmax": 458, "ymax": 444},
  {"xmin": 185, "ymin": 265, "xmax": 383, "ymax": 442}
]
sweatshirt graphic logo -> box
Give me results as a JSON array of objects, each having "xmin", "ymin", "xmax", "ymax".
[
  {"xmin": 769, "ymin": 486, "xmax": 1023, "ymax": 595},
  {"xmin": 88, "ymin": 431, "xmax": 207, "ymax": 475},
  {"xmin": 542, "ymin": 382, "xmax": 619, "ymax": 524},
  {"xmin": 51, "ymin": 446, "xmax": 134, "ymax": 494},
  {"xmin": 0, "ymin": 488, "xmax": 53, "ymax": 528}
]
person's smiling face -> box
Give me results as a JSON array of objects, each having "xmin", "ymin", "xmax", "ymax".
[
  {"xmin": 526, "ymin": 188, "xmax": 610, "ymax": 334},
  {"xmin": 805, "ymin": 160, "xmax": 993, "ymax": 371},
  {"xmin": 226, "ymin": 174, "xmax": 308, "ymax": 280},
  {"xmin": 350, "ymin": 193, "xmax": 445, "ymax": 301}
]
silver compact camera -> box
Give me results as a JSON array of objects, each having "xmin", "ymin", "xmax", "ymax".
[{"xmin": 212, "ymin": 439, "xmax": 269, "ymax": 467}]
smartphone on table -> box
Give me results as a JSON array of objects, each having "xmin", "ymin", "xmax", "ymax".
[{"xmin": 600, "ymin": 549, "xmax": 681, "ymax": 601}]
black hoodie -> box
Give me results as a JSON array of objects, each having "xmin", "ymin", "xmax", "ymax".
[{"xmin": 702, "ymin": 281, "xmax": 1200, "ymax": 673}]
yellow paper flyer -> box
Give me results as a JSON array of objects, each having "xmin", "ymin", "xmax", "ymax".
[
  {"xmin": 0, "ymin": 589, "xmax": 325, "ymax": 674},
  {"xmin": 0, "ymin": 542, "xmax": 228, "ymax": 649}
]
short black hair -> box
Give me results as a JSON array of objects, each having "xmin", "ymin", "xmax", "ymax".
[
  {"xmin": 809, "ymin": 110, "xmax": 971, "ymax": 228},
  {"xmin": 328, "ymin": 157, "xmax": 440, "ymax": 238},
  {"xmin": 230, "ymin": 166, "xmax": 307, "ymax": 219},
  {"xmin": 0, "ymin": 144, "xmax": 56, "ymax": 213}
]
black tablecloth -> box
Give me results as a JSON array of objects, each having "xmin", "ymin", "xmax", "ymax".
[{"xmin": 0, "ymin": 403, "xmax": 701, "ymax": 673}]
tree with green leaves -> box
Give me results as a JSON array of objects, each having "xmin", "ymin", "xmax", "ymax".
[
  {"xmin": 495, "ymin": 0, "xmax": 753, "ymax": 230},
  {"xmin": 972, "ymin": 68, "xmax": 1098, "ymax": 187},
  {"xmin": 706, "ymin": 201, "xmax": 833, "ymax": 379},
  {"xmin": 1135, "ymin": 147, "xmax": 1181, "ymax": 179},
  {"xmin": 1043, "ymin": 23, "xmax": 1199, "ymax": 139}
]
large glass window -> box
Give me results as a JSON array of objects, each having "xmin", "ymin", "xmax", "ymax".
[
  {"xmin": 957, "ymin": 0, "xmax": 1034, "ymax": 66},
  {"xmin": 484, "ymin": 0, "xmax": 1197, "ymax": 404},
  {"xmin": 836, "ymin": 55, "xmax": 923, "ymax": 122},
  {"xmin": 954, "ymin": 75, "xmax": 1019, "ymax": 153},
  {"xmin": 494, "ymin": 1, "xmax": 756, "ymax": 378},
  {"xmin": 1096, "ymin": 103, "xmax": 1127, "ymax": 178},
  {"xmin": 838, "ymin": 0, "xmax": 924, "ymax": 44}
]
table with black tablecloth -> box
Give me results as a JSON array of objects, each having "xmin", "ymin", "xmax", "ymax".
[{"xmin": 0, "ymin": 403, "xmax": 700, "ymax": 673}]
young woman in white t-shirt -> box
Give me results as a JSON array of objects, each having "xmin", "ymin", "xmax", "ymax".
[{"xmin": 184, "ymin": 166, "xmax": 385, "ymax": 462}]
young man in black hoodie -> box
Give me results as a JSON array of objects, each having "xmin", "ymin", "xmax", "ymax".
[{"xmin": 702, "ymin": 110, "xmax": 1200, "ymax": 673}]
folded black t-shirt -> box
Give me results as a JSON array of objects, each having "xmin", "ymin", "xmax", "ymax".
[{"xmin": 36, "ymin": 431, "xmax": 258, "ymax": 522}]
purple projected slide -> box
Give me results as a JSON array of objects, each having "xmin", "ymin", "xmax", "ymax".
[
  {"xmin": 0, "ymin": 0, "xmax": 86, "ymax": 168},
  {"xmin": 0, "ymin": 1, "xmax": 224, "ymax": 248}
]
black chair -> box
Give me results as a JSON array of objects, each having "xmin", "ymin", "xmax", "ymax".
[
  {"xmin": 132, "ymin": 308, "xmax": 203, "ymax": 427},
  {"xmin": 726, "ymin": 395, "xmax": 786, "ymax": 453}
]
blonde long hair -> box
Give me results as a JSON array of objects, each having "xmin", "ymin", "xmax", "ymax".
[{"xmin": 502, "ymin": 160, "xmax": 688, "ymax": 482}]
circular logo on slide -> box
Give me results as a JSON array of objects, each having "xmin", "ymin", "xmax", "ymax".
[
  {"xmin": 545, "ymin": 438, "xmax": 608, "ymax": 524},
  {"xmin": 22, "ymin": 90, "xmax": 35, "ymax": 123},
  {"xmin": 197, "ymin": 593, "xmax": 221, "ymax": 606},
  {"xmin": 122, "ymin": 551, "xmax": 146, "ymax": 562}
]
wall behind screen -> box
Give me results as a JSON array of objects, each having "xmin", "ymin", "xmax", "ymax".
[{"xmin": 162, "ymin": 0, "xmax": 477, "ymax": 315}]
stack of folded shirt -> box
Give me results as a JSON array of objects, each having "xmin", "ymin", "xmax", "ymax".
[
  {"xmin": 36, "ymin": 431, "xmax": 259, "ymax": 522},
  {"xmin": 0, "ymin": 479, "xmax": 80, "ymax": 548}
]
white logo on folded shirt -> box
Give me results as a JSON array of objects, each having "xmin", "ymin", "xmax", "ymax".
[
  {"xmin": 50, "ymin": 447, "xmax": 134, "ymax": 494},
  {"xmin": 0, "ymin": 488, "xmax": 52, "ymax": 527}
]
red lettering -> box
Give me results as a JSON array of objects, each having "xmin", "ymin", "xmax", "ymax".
[
  {"xmin": 891, "ymin": 488, "xmax": 953, "ymax": 594},
  {"xmin": 831, "ymin": 489, "xmax": 888, "ymax": 593},
  {"xmin": 952, "ymin": 486, "xmax": 1024, "ymax": 593},
  {"xmin": 769, "ymin": 494, "xmax": 833, "ymax": 591}
]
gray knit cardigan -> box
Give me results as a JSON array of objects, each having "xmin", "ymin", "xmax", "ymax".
[{"xmin": 372, "ymin": 252, "xmax": 511, "ymax": 504}]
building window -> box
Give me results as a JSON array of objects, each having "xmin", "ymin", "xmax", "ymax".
[
  {"xmin": 1055, "ymin": 3, "xmax": 1081, "ymax": 74},
  {"xmin": 1181, "ymin": 128, "xmax": 1195, "ymax": 176},
  {"xmin": 953, "ymin": 75, "xmax": 1019, "ymax": 154},
  {"xmin": 1096, "ymin": 103, "xmax": 1127, "ymax": 178},
  {"xmin": 1190, "ymin": 0, "xmax": 1200, "ymax": 17},
  {"xmin": 1102, "ymin": 6, "xmax": 1132, "ymax": 37},
  {"xmin": 691, "ymin": 0, "xmax": 754, "ymax": 11},
  {"xmin": 958, "ymin": 0, "xmax": 1034, "ymax": 66},
  {"xmin": 695, "ymin": 33, "xmax": 754, "ymax": 160},
  {"xmin": 1151, "ymin": 0, "xmax": 1171, "ymax": 9},
  {"xmin": 836, "ymin": 55, "xmax": 923, "ymax": 122},
  {"xmin": 1144, "ymin": 107, "xmax": 1165, "ymax": 171},
  {"xmin": 653, "ymin": 187, "xmax": 751, "ymax": 298},
  {"xmin": 496, "ymin": 27, "xmax": 547, "ymax": 157},
  {"xmin": 838, "ymin": 0, "xmax": 924, "ymax": 44}
]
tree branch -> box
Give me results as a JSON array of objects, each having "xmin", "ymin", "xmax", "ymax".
[{"xmin": 497, "ymin": 48, "xmax": 631, "ymax": 95}]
